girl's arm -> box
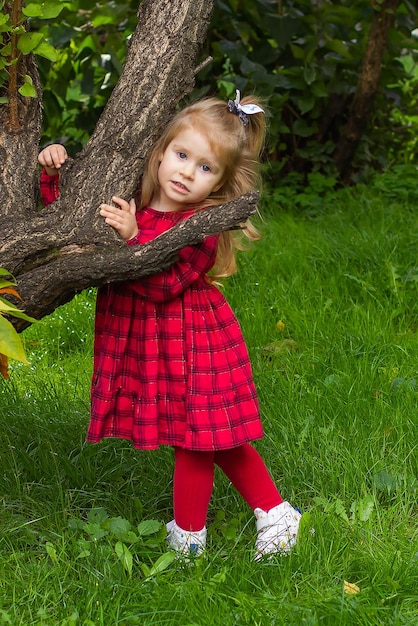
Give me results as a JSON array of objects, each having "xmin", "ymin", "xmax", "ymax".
[
  {"xmin": 126, "ymin": 235, "xmax": 219, "ymax": 303},
  {"xmin": 39, "ymin": 168, "xmax": 60, "ymax": 206},
  {"xmin": 38, "ymin": 144, "xmax": 68, "ymax": 206}
]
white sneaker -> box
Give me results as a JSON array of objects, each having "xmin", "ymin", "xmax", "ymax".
[
  {"xmin": 254, "ymin": 501, "xmax": 301, "ymax": 560},
  {"xmin": 166, "ymin": 520, "xmax": 207, "ymax": 557}
]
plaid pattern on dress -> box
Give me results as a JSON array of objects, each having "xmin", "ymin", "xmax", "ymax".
[
  {"xmin": 41, "ymin": 175, "xmax": 264, "ymax": 451},
  {"xmin": 40, "ymin": 169, "xmax": 59, "ymax": 205}
]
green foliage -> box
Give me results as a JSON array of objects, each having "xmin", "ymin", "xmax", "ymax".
[
  {"xmin": 388, "ymin": 53, "xmax": 418, "ymax": 160},
  {"xmin": 3, "ymin": 0, "xmax": 417, "ymax": 177},
  {"xmin": 0, "ymin": 0, "xmax": 137, "ymax": 148},
  {"xmin": 34, "ymin": 0, "xmax": 139, "ymax": 152},
  {"xmin": 67, "ymin": 507, "xmax": 173, "ymax": 578},
  {"xmin": 264, "ymin": 162, "xmax": 418, "ymax": 214},
  {"xmin": 195, "ymin": 0, "xmax": 418, "ymax": 179},
  {"xmin": 368, "ymin": 163, "xmax": 418, "ymax": 203},
  {"xmin": 0, "ymin": 0, "xmax": 61, "ymax": 102},
  {"xmin": 0, "ymin": 269, "xmax": 37, "ymax": 370}
]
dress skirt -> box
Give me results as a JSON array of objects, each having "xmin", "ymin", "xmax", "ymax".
[{"xmin": 86, "ymin": 206, "xmax": 264, "ymax": 451}]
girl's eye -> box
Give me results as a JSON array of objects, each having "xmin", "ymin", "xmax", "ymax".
[
  {"xmin": 201, "ymin": 164, "xmax": 211, "ymax": 172},
  {"xmin": 178, "ymin": 152, "xmax": 187, "ymax": 159}
]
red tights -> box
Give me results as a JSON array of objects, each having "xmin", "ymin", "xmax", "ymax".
[{"xmin": 173, "ymin": 444, "xmax": 283, "ymax": 531}]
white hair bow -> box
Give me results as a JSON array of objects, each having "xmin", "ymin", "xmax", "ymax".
[{"xmin": 227, "ymin": 90, "xmax": 264, "ymax": 126}]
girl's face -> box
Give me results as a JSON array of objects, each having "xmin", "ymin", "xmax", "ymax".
[{"xmin": 152, "ymin": 127, "xmax": 225, "ymax": 212}]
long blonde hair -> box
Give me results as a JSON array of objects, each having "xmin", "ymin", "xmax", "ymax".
[{"xmin": 140, "ymin": 95, "xmax": 266, "ymax": 277}]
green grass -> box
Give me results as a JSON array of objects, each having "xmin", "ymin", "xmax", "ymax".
[{"xmin": 1, "ymin": 179, "xmax": 417, "ymax": 625}]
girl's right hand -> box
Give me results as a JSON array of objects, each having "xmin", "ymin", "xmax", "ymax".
[{"xmin": 38, "ymin": 144, "xmax": 69, "ymax": 176}]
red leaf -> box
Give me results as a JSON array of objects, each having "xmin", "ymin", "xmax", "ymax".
[
  {"xmin": 0, "ymin": 286, "xmax": 21, "ymax": 299},
  {"xmin": 0, "ymin": 353, "xmax": 9, "ymax": 379}
]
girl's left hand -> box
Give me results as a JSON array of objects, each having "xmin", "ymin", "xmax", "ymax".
[{"xmin": 99, "ymin": 196, "xmax": 138, "ymax": 241}]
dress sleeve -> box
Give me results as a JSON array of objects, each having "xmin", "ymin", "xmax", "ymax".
[
  {"xmin": 40, "ymin": 169, "xmax": 60, "ymax": 206},
  {"xmin": 127, "ymin": 235, "xmax": 219, "ymax": 303}
]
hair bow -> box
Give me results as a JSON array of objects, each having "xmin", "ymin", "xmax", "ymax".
[{"xmin": 227, "ymin": 90, "xmax": 264, "ymax": 126}]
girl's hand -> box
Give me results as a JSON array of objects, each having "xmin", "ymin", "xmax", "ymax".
[
  {"xmin": 99, "ymin": 196, "xmax": 139, "ymax": 241},
  {"xmin": 38, "ymin": 144, "xmax": 69, "ymax": 176}
]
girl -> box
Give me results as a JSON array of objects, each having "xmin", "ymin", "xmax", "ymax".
[{"xmin": 38, "ymin": 92, "xmax": 301, "ymax": 560}]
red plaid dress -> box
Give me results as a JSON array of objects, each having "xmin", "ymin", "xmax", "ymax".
[{"xmin": 41, "ymin": 172, "xmax": 263, "ymax": 451}]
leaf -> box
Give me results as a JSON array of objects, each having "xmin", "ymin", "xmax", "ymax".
[
  {"xmin": 0, "ymin": 353, "xmax": 9, "ymax": 379},
  {"xmin": 390, "ymin": 377, "xmax": 416, "ymax": 392},
  {"xmin": 91, "ymin": 14, "xmax": 116, "ymax": 28},
  {"xmin": 76, "ymin": 549, "xmax": 91, "ymax": 559},
  {"xmin": 68, "ymin": 518, "xmax": 85, "ymax": 531},
  {"xmin": 209, "ymin": 569, "xmax": 228, "ymax": 586},
  {"xmin": 45, "ymin": 541, "xmax": 58, "ymax": 563},
  {"xmin": 40, "ymin": 2, "xmax": 65, "ymax": 20},
  {"xmin": 140, "ymin": 562, "xmax": 150, "ymax": 578},
  {"xmin": 109, "ymin": 516, "xmax": 138, "ymax": 542},
  {"xmin": 87, "ymin": 507, "xmax": 109, "ymax": 524},
  {"xmin": 263, "ymin": 14, "xmax": 302, "ymax": 49},
  {"xmin": 222, "ymin": 525, "xmax": 237, "ymax": 540},
  {"xmin": 83, "ymin": 523, "xmax": 108, "ymax": 541},
  {"xmin": 311, "ymin": 81, "xmax": 329, "ymax": 98},
  {"xmin": 109, "ymin": 516, "xmax": 131, "ymax": 535},
  {"xmin": 17, "ymin": 32, "xmax": 44, "ymax": 54},
  {"xmin": 298, "ymin": 511, "xmax": 315, "ymax": 541},
  {"xmin": 373, "ymin": 470, "xmax": 398, "ymax": 495},
  {"xmin": 357, "ymin": 495, "xmax": 375, "ymax": 522},
  {"xmin": 0, "ymin": 609, "xmax": 12, "ymax": 624},
  {"xmin": 292, "ymin": 93, "xmax": 316, "ymax": 115},
  {"xmin": 1, "ymin": 43, "xmax": 12, "ymax": 57},
  {"xmin": 0, "ymin": 315, "xmax": 29, "ymax": 364},
  {"xmin": 63, "ymin": 609, "xmax": 79, "ymax": 626},
  {"xmin": 115, "ymin": 541, "xmax": 133, "ymax": 576},
  {"xmin": 304, "ymin": 65, "xmax": 316, "ymax": 85},
  {"xmin": 23, "ymin": 1, "xmax": 64, "ymax": 19},
  {"xmin": 0, "ymin": 297, "xmax": 22, "ymax": 313},
  {"xmin": 137, "ymin": 519, "xmax": 161, "ymax": 536},
  {"xmin": 22, "ymin": 4, "xmax": 44, "ymax": 17},
  {"xmin": 0, "ymin": 286, "xmax": 21, "ymax": 298},
  {"xmin": 344, "ymin": 580, "xmax": 360, "ymax": 595},
  {"xmin": 33, "ymin": 42, "xmax": 58, "ymax": 62},
  {"xmin": 0, "ymin": 297, "xmax": 38, "ymax": 323},
  {"xmin": 18, "ymin": 79, "xmax": 37, "ymax": 98},
  {"xmin": 323, "ymin": 374, "xmax": 341, "ymax": 387},
  {"xmin": 146, "ymin": 552, "xmax": 176, "ymax": 578},
  {"xmin": 334, "ymin": 498, "xmax": 349, "ymax": 523},
  {"xmin": 326, "ymin": 39, "xmax": 351, "ymax": 59},
  {"xmin": 293, "ymin": 119, "xmax": 317, "ymax": 138},
  {"xmin": 290, "ymin": 43, "xmax": 306, "ymax": 61},
  {"xmin": 263, "ymin": 339, "xmax": 299, "ymax": 354}
]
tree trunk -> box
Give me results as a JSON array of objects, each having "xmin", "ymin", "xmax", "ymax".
[
  {"xmin": 333, "ymin": 0, "xmax": 400, "ymax": 180},
  {"xmin": 0, "ymin": 0, "xmax": 259, "ymax": 327}
]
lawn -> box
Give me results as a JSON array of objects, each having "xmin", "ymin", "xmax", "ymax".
[{"xmin": 1, "ymin": 171, "xmax": 417, "ymax": 625}]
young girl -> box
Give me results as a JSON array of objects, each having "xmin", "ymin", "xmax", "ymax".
[{"xmin": 38, "ymin": 91, "xmax": 301, "ymax": 560}]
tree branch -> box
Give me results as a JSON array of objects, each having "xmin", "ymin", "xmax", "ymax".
[{"xmin": 14, "ymin": 192, "xmax": 259, "ymax": 330}]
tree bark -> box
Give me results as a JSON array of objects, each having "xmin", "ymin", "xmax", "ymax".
[
  {"xmin": 0, "ymin": 0, "xmax": 259, "ymax": 326},
  {"xmin": 12, "ymin": 192, "xmax": 259, "ymax": 331},
  {"xmin": 333, "ymin": 0, "xmax": 400, "ymax": 180}
]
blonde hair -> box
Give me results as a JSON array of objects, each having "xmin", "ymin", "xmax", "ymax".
[{"xmin": 140, "ymin": 95, "xmax": 266, "ymax": 277}]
